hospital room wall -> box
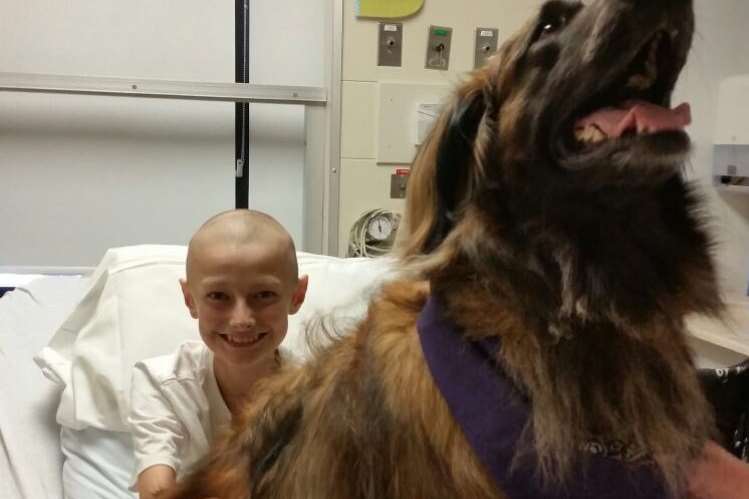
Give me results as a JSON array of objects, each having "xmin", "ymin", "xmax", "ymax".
[
  {"xmin": 338, "ymin": 0, "xmax": 749, "ymax": 297},
  {"xmin": 0, "ymin": 0, "xmax": 324, "ymax": 268},
  {"xmin": 338, "ymin": 0, "xmax": 537, "ymax": 256},
  {"xmin": 677, "ymin": 0, "xmax": 749, "ymax": 296}
]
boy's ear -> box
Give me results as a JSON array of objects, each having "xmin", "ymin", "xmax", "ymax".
[
  {"xmin": 180, "ymin": 279, "xmax": 199, "ymax": 319},
  {"xmin": 289, "ymin": 274, "xmax": 308, "ymax": 315}
]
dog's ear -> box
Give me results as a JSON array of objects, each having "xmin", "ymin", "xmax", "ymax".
[
  {"xmin": 427, "ymin": 86, "xmax": 489, "ymax": 250},
  {"xmin": 397, "ymin": 26, "xmax": 532, "ymax": 259}
]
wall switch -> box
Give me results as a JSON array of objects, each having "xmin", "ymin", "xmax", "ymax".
[
  {"xmin": 474, "ymin": 28, "xmax": 498, "ymax": 69},
  {"xmin": 425, "ymin": 25, "xmax": 452, "ymax": 70},
  {"xmin": 390, "ymin": 169, "xmax": 410, "ymax": 199},
  {"xmin": 378, "ymin": 23, "xmax": 403, "ymax": 67}
]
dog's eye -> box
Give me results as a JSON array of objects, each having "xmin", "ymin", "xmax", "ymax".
[{"xmin": 539, "ymin": 15, "xmax": 567, "ymax": 39}]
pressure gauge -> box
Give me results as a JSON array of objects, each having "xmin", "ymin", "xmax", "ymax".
[{"xmin": 366, "ymin": 214, "xmax": 394, "ymax": 241}]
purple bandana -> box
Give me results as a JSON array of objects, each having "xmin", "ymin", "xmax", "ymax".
[{"xmin": 417, "ymin": 296, "xmax": 667, "ymax": 498}]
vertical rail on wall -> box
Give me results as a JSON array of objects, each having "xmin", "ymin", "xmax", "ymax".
[
  {"xmin": 235, "ymin": 0, "xmax": 250, "ymax": 209},
  {"xmin": 303, "ymin": 105, "xmax": 326, "ymax": 254},
  {"xmin": 302, "ymin": 0, "xmax": 342, "ymax": 255},
  {"xmin": 323, "ymin": 0, "xmax": 344, "ymax": 255}
]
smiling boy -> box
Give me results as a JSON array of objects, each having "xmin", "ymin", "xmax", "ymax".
[{"xmin": 128, "ymin": 209, "xmax": 307, "ymax": 499}]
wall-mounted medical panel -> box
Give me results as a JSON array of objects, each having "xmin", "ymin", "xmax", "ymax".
[
  {"xmin": 342, "ymin": 0, "xmax": 537, "ymax": 83},
  {"xmin": 425, "ymin": 26, "xmax": 453, "ymax": 70},
  {"xmin": 378, "ymin": 23, "xmax": 403, "ymax": 67},
  {"xmin": 377, "ymin": 81, "xmax": 450, "ymax": 164},
  {"xmin": 339, "ymin": 0, "xmax": 540, "ymax": 256},
  {"xmin": 475, "ymin": 28, "xmax": 499, "ymax": 69}
]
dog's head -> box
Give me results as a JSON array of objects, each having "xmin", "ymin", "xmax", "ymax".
[
  {"xmin": 401, "ymin": 0, "xmax": 717, "ymax": 323},
  {"xmin": 526, "ymin": 0, "xmax": 695, "ymax": 178}
]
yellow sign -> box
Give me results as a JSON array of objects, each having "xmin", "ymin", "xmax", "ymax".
[{"xmin": 356, "ymin": 0, "xmax": 424, "ymax": 19}]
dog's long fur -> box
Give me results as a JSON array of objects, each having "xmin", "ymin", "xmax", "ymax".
[{"xmin": 167, "ymin": 1, "xmax": 724, "ymax": 497}]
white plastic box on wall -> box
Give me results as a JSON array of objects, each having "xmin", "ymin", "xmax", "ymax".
[
  {"xmin": 377, "ymin": 81, "xmax": 451, "ymax": 164},
  {"xmin": 713, "ymin": 74, "xmax": 749, "ymax": 192}
]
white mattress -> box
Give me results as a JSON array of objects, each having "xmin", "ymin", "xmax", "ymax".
[{"xmin": 0, "ymin": 274, "xmax": 89, "ymax": 499}]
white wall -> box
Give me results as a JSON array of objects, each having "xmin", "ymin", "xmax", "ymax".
[
  {"xmin": 249, "ymin": 0, "xmax": 326, "ymax": 248},
  {"xmin": 0, "ymin": 0, "xmax": 325, "ymax": 268},
  {"xmin": 677, "ymin": 0, "xmax": 749, "ymax": 296}
]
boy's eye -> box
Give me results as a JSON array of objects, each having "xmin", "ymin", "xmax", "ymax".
[
  {"xmin": 207, "ymin": 291, "xmax": 229, "ymax": 301},
  {"xmin": 256, "ymin": 290, "xmax": 277, "ymax": 301}
]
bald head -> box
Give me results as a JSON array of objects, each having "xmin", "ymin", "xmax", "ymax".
[{"xmin": 186, "ymin": 210, "xmax": 298, "ymax": 285}]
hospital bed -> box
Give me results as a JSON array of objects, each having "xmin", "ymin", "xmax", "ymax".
[
  {"xmin": 0, "ymin": 246, "xmax": 396, "ymax": 499},
  {"xmin": 4, "ymin": 244, "xmax": 749, "ymax": 498},
  {"xmin": 0, "ymin": 272, "xmax": 88, "ymax": 498}
]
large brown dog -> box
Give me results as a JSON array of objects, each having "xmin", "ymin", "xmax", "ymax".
[{"xmin": 168, "ymin": 0, "xmax": 722, "ymax": 497}]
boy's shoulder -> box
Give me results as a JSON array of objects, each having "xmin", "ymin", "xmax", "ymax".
[
  {"xmin": 134, "ymin": 340, "xmax": 211, "ymax": 385},
  {"xmin": 278, "ymin": 345, "xmax": 302, "ymax": 366}
]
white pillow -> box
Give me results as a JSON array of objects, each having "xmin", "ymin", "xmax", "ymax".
[
  {"xmin": 36, "ymin": 245, "xmax": 397, "ymax": 432},
  {"xmin": 287, "ymin": 252, "xmax": 399, "ymax": 356},
  {"xmin": 36, "ymin": 245, "xmax": 195, "ymax": 432}
]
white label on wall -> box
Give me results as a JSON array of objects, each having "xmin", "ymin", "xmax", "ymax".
[
  {"xmin": 480, "ymin": 30, "xmax": 494, "ymax": 37},
  {"xmin": 384, "ymin": 24, "xmax": 399, "ymax": 32},
  {"xmin": 416, "ymin": 103, "xmax": 442, "ymax": 145}
]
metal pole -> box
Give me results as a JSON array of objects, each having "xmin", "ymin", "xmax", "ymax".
[{"xmin": 235, "ymin": 0, "xmax": 250, "ymax": 209}]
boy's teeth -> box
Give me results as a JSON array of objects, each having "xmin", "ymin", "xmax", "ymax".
[{"xmin": 222, "ymin": 333, "xmax": 265, "ymax": 345}]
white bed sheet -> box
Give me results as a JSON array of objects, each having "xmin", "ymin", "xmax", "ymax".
[
  {"xmin": 0, "ymin": 275, "xmax": 89, "ymax": 499},
  {"xmin": 61, "ymin": 427, "xmax": 136, "ymax": 499}
]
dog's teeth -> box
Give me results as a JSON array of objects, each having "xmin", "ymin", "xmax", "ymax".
[{"xmin": 574, "ymin": 125, "xmax": 606, "ymax": 144}]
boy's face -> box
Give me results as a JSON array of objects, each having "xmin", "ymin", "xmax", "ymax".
[{"xmin": 180, "ymin": 241, "xmax": 307, "ymax": 369}]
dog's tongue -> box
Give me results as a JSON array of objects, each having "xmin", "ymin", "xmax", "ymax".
[{"xmin": 575, "ymin": 100, "xmax": 691, "ymax": 138}]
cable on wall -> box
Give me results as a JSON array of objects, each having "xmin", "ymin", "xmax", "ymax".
[
  {"xmin": 235, "ymin": 0, "xmax": 250, "ymax": 209},
  {"xmin": 347, "ymin": 209, "xmax": 401, "ymax": 258}
]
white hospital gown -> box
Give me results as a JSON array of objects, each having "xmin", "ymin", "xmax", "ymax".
[{"xmin": 127, "ymin": 341, "xmax": 230, "ymax": 487}]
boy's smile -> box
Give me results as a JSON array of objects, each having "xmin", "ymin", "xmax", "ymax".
[
  {"xmin": 181, "ymin": 233, "xmax": 307, "ymax": 372},
  {"xmin": 218, "ymin": 331, "xmax": 269, "ymax": 348}
]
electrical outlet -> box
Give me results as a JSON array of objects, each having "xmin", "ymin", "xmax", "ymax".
[
  {"xmin": 474, "ymin": 28, "xmax": 498, "ymax": 69},
  {"xmin": 425, "ymin": 25, "xmax": 452, "ymax": 71},
  {"xmin": 378, "ymin": 23, "xmax": 403, "ymax": 67}
]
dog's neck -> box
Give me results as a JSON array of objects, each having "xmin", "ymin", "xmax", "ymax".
[
  {"xmin": 423, "ymin": 176, "xmax": 721, "ymax": 490},
  {"xmin": 435, "ymin": 176, "xmax": 723, "ymax": 338}
]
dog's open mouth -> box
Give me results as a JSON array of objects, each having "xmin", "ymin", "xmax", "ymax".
[
  {"xmin": 574, "ymin": 101, "xmax": 690, "ymax": 145},
  {"xmin": 565, "ymin": 30, "xmax": 690, "ymax": 157}
]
